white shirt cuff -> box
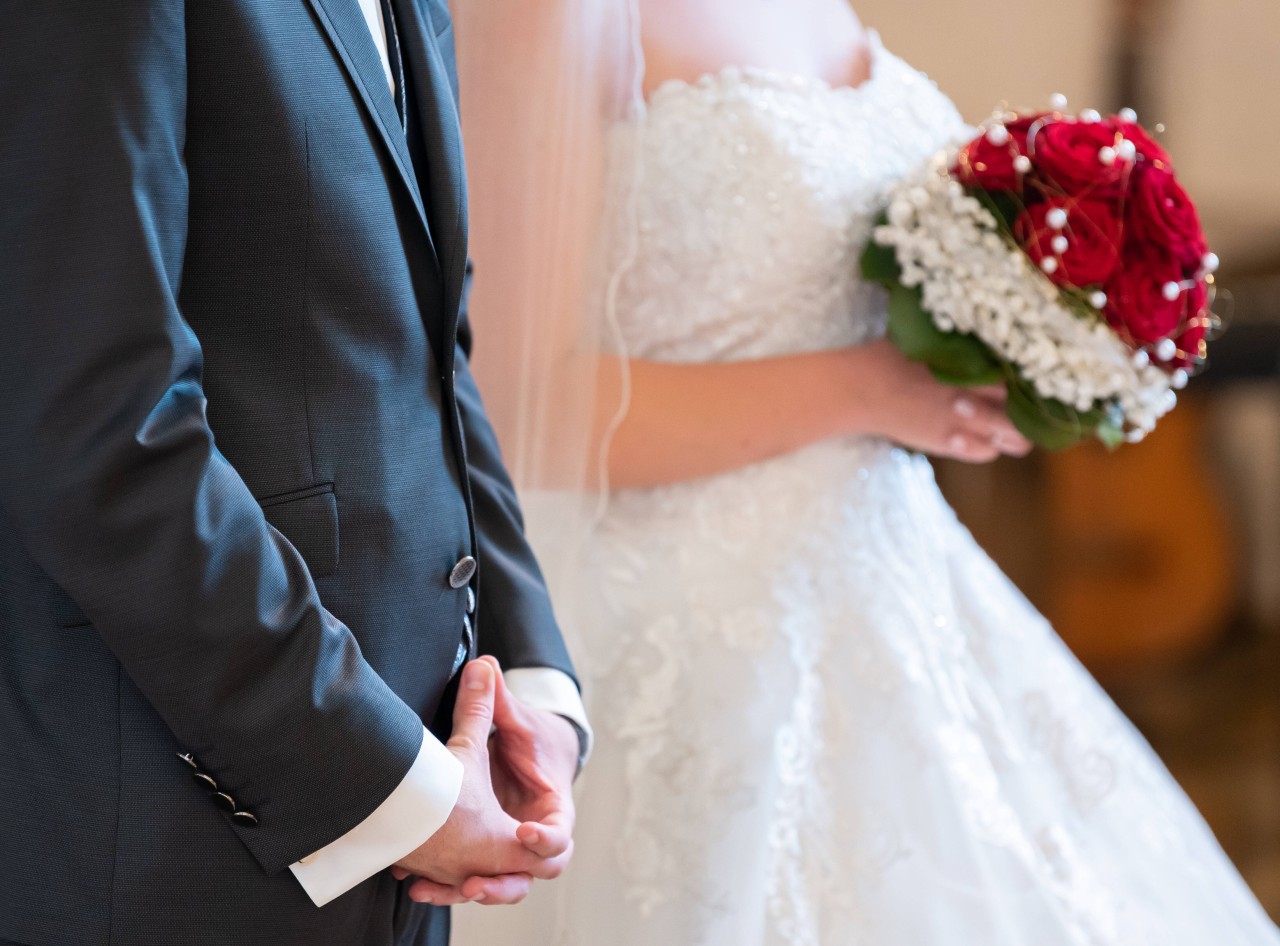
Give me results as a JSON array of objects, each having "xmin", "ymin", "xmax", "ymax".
[
  {"xmin": 503, "ymin": 667, "xmax": 594, "ymax": 763},
  {"xmin": 289, "ymin": 726, "xmax": 462, "ymax": 907}
]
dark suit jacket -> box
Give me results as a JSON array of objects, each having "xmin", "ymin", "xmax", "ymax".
[{"xmin": 0, "ymin": 2, "xmax": 573, "ymax": 944}]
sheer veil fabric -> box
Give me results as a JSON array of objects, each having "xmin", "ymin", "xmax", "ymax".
[
  {"xmin": 454, "ymin": 0, "xmax": 643, "ymax": 566},
  {"xmin": 453, "ymin": 3, "xmax": 644, "ymax": 937}
]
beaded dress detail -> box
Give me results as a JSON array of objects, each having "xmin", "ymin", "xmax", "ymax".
[{"xmin": 456, "ymin": 33, "xmax": 1280, "ymax": 946}]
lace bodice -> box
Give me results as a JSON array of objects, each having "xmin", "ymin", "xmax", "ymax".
[{"xmin": 611, "ymin": 33, "xmax": 968, "ymax": 363}]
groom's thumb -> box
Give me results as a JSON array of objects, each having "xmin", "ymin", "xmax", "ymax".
[{"xmin": 449, "ymin": 659, "xmax": 495, "ymax": 755}]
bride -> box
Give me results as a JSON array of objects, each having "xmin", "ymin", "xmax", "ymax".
[{"xmin": 449, "ymin": 0, "xmax": 1280, "ymax": 942}]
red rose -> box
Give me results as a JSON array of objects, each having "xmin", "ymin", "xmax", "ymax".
[
  {"xmin": 953, "ymin": 114, "xmax": 1047, "ymax": 190},
  {"xmin": 1016, "ymin": 197, "xmax": 1123, "ymax": 287},
  {"xmin": 1104, "ymin": 251, "xmax": 1191, "ymax": 346},
  {"xmin": 1126, "ymin": 163, "xmax": 1207, "ymax": 268},
  {"xmin": 1173, "ymin": 281, "xmax": 1211, "ymax": 368},
  {"xmin": 1032, "ymin": 119, "xmax": 1127, "ymax": 194},
  {"xmin": 1114, "ymin": 121, "xmax": 1172, "ymax": 169}
]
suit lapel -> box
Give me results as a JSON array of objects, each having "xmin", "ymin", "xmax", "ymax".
[
  {"xmin": 306, "ymin": 0, "xmax": 437, "ymax": 266},
  {"xmin": 391, "ymin": 0, "xmax": 469, "ymax": 364}
]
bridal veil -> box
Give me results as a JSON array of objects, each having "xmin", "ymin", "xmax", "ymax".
[{"xmin": 453, "ymin": 0, "xmax": 644, "ymax": 651}]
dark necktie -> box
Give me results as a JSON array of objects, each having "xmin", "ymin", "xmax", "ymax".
[
  {"xmin": 379, "ymin": 0, "xmax": 432, "ymax": 201},
  {"xmin": 377, "ymin": 0, "xmax": 407, "ymax": 130}
]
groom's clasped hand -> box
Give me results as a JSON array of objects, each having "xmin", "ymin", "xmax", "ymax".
[{"xmin": 391, "ymin": 657, "xmax": 580, "ymax": 907}]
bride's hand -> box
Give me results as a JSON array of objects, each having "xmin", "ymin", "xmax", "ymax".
[{"xmin": 852, "ymin": 339, "xmax": 1032, "ymax": 462}]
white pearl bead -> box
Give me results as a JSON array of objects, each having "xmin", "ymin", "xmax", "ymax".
[
  {"xmin": 1098, "ymin": 146, "xmax": 1117, "ymax": 166},
  {"xmin": 1089, "ymin": 290, "xmax": 1108, "ymax": 309},
  {"xmin": 986, "ymin": 124, "xmax": 1010, "ymax": 146},
  {"xmin": 1162, "ymin": 389, "xmax": 1178, "ymax": 412},
  {"xmin": 1050, "ymin": 93, "xmax": 1068, "ymax": 111},
  {"xmin": 1051, "ymin": 235, "xmax": 1069, "ymax": 254},
  {"xmin": 1080, "ymin": 108, "xmax": 1102, "ymax": 124},
  {"xmin": 1013, "ymin": 155, "xmax": 1033, "ymax": 174},
  {"xmin": 1116, "ymin": 139, "xmax": 1137, "ymax": 161},
  {"xmin": 1118, "ymin": 107, "xmax": 1138, "ymax": 124},
  {"xmin": 1162, "ymin": 281, "xmax": 1182, "ymax": 302},
  {"xmin": 1040, "ymin": 256, "xmax": 1059, "ymax": 275},
  {"xmin": 1171, "ymin": 368, "xmax": 1189, "ymax": 389},
  {"xmin": 1132, "ymin": 349, "xmax": 1151, "ymax": 369},
  {"xmin": 1046, "ymin": 208, "xmax": 1069, "ymax": 230},
  {"xmin": 1155, "ymin": 338, "xmax": 1178, "ymax": 361},
  {"xmin": 1126, "ymin": 428, "xmax": 1147, "ymax": 443},
  {"xmin": 1201, "ymin": 252, "xmax": 1220, "ymax": 274}
]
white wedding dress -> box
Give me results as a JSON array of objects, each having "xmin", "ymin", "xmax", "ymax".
[{"xmin": 456, "ymin": 33, "xmax": 1280, "ymax": 946}]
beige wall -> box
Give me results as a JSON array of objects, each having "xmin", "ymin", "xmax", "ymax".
[
  {"xmin": 857, "ymin": 0, "xmax": 1280, "ymax": 260},
  {"xmin": 1157, "ymin": 0, "xmax": 1280, "ymax": 256}
]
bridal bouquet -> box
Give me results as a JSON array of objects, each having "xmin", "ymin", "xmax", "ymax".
[{"xmin": 861, "ymin": 97, "xmax": 1219, "ymax": 449}]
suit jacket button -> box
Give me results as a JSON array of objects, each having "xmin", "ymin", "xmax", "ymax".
[
  {"xmin": 231, "ymin": 810, "xmax": 259, "ymax": 827},
  {"xmin": 193, "ymin": 772, "xmax": 218, "ymax": 791},
  {"xmin": 212, "ymin": 792, "xmax": 237, "ymax": 813},
  {"xmin": 448, "ymin": 556, "xmax": 477, "ymax": 589},
  {"xmin": 176, "ymin": 752, "xmax": 199, "ymax": 771},
  {"xmin": 465, "ymin": 587, "xmax": 476, "ymax": 614}
]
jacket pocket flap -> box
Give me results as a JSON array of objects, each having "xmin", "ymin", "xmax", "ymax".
[{"xmin": 259, "ymin": 483, "xmax": 339, "ymax": 579}]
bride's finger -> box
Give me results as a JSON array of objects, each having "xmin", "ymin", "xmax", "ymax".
[
  {"xmin": 950, "ymin": 406, "xmax": 1000, "ymax": 453},
  {"xmin": 943, "ymin": 431, "xmax": 1000, "ymax": 464},
  {"xmin": 994, "ymin": 429, "xmax": 1034, "ymax": 456},
  {"xmin": 953, "ymin": 396, "xmax": 1031, "ymax": 455},
  {"xmin": 980, "ymin": 414, "xmax": 1032, "ymax": 455},
  {"xmin": 952, "ymin": 394, "xmax": 1003, "ymax": 431},
  {"xmin": 969, "ymin": 383, "xmax": 1009, "ymax": 404}
]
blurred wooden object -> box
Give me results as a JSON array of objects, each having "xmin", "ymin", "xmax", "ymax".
[
  {"xmin": 1042, "ymin": 395, "xmax": 1236, "ymax": 669},
  {"xmin": 937, "ymin": 394, "xmax": 1238, "ymax": 673}
]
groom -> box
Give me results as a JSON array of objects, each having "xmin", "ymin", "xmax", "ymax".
[{"xmin": 0, "ymin": 1, "xmax": 587, "ymax": 945}]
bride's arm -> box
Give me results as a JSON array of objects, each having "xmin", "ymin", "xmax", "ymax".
[{"xmin": 603, "ymin": 340, "xmax": 1031, "ymax": 489}]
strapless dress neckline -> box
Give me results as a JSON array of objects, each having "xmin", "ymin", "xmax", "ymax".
[{"xmin": 646, "ymin": 30, "xmax": 888, "ymax": 112}]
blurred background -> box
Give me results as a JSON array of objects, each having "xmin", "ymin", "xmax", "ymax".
[{"xmin": 860, "ymin": 0, "xmax": 1280, "ymax": 918}]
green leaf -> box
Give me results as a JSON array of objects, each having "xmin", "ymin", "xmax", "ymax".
[
  {"xmin": 1004, "ymin": 378, "xmax": 1099, "ymax": 451},
  {"xmin": 971, "ymin": 188, "xmax": 1022, "ymax": 232},
  {"xmin": 1095, "ymin": 420, "xmax": 1126, "ymax": 450},
  {"xmin": 860, "ymin": 234, "xmax": 901, "ymax": 285},
  {"xmin": 929, "ymin": 363, "xmax": 1006, "ymax": 387},
  {"xmin": 886, "ymin": 285, "xmax": 1002, "ymax": 385}
]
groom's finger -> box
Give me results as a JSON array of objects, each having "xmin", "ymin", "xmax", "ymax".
[
  {"xmin": 405, "ymin": 877, "xmax": 471, "ymax": 906},
  {"xmin": 487, "ymin": 656, "xmax": 526, "ymax": 724},
  {"xmin": 523, "ymin": 842, "xmax": 573, "ymax": 881},
  {"xmin": 447, "ymin": 659, "xmax": 497, "ymax": 755},
  {"xmin": 517, "ymin": 818, "xmax": 572, "ymax": 858},
  {"xmin": 460, "ymin": 872, "xmax": 533, "ymax": 905}
]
